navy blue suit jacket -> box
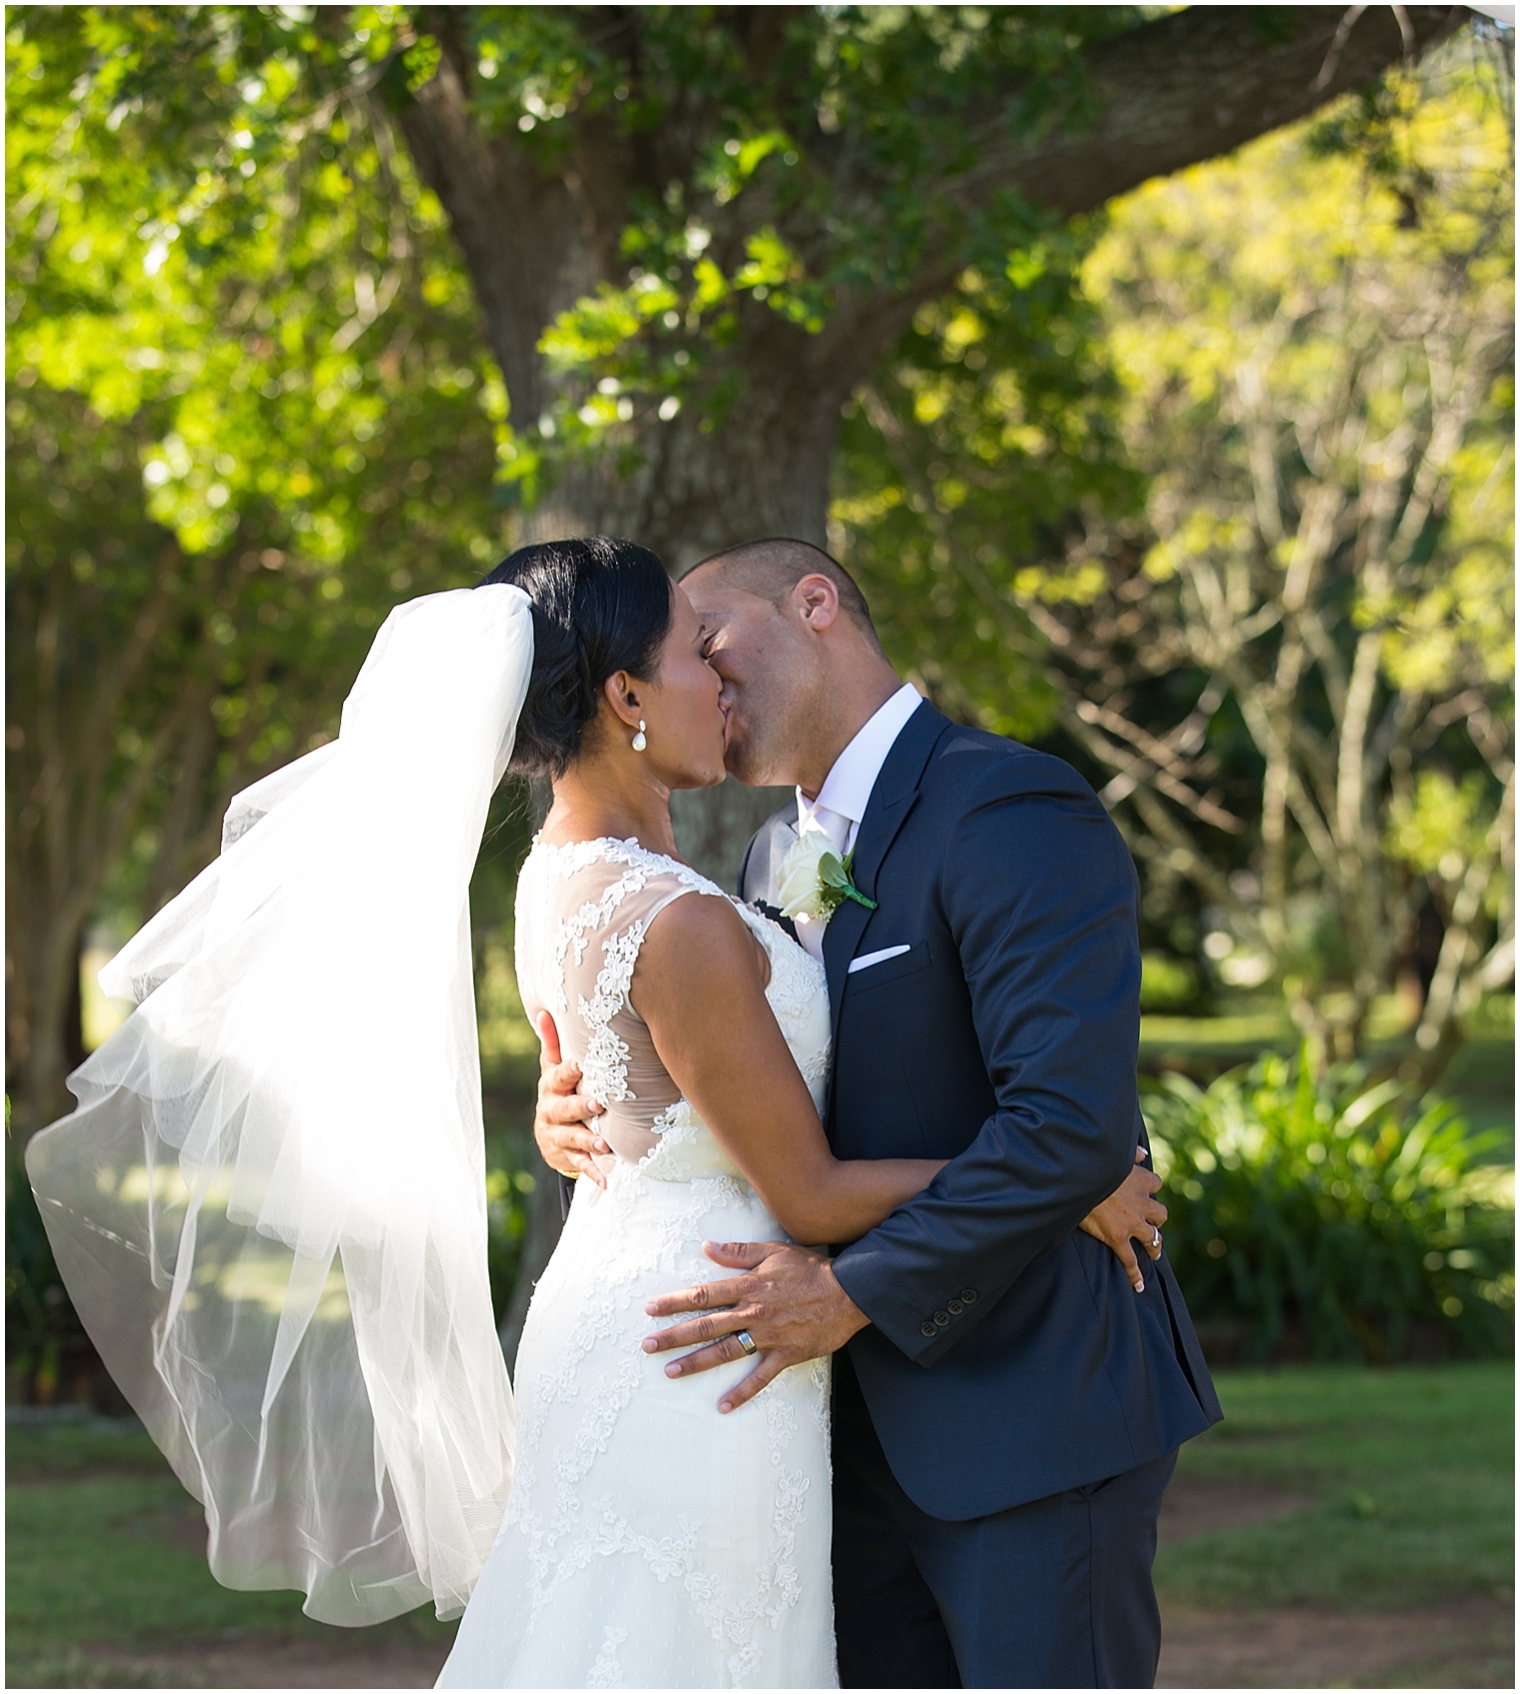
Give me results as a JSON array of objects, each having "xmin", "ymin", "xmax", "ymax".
[{"xmin": 738, "ymin": 702, "xmax": 1221, "ymax": 1523}]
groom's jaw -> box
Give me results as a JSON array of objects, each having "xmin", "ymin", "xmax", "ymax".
[
  {"xmin": 683, "ymin": 585, "xmax": 808, "ymax": 786},
  {"xmin": 684, "ymin": 548, "xmax": 902, "ymax": 792}
]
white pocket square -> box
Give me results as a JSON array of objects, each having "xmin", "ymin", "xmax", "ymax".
[{"xmin": 848, "ymin": 944, "xmax": 912, "ymax": 974}]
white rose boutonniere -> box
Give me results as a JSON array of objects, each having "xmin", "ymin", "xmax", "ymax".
[{"xmin": 777, "ymin": 830, "xmax": 878, "ymax": 923}]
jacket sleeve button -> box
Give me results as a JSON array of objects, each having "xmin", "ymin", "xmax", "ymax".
[
  {"xmin": 920, "ymin": 1321, "xmax": 938, "ymax": 1339},
  {"xmin": 946, "ymin": 1298, "xmax": 964, "ymax": 1316},
  {"xmin": 960, "ymin": 1289, "xmax": 978, "ymax": 1305},
  {"xmin": 933, "ymin": 1310, "xmax": 951, "ymax": 1327}
]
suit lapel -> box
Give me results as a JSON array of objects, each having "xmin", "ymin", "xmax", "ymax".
[{"xmin": 822, "ymin": 701, "xmax": 949, "ymax": 1049}]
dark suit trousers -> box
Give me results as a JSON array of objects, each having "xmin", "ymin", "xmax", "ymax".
[{"xmin": 832, "ymin": 1351, "xmax": 1175, "ymax": 1689}]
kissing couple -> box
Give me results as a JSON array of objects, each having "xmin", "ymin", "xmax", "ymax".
[{"xmin": 29, "ymin": 534, "xmax": 1220, "ymax": 1690}]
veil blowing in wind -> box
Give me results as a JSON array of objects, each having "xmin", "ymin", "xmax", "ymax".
[{"xmin": 25, "ymin": 584, "xmax": 534, "ymax": 1625}]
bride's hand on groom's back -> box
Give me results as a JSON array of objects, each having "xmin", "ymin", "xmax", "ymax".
[
  {"xmin": 1078, "ymin": 1147, "xmax": 1167, "ymax": 1292},
  {"xmin": 532, "ymin": 1011, "xmax": 612, "ymax": 1188}
]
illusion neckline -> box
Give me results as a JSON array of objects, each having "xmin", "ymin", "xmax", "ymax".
[
  {"xmin": 529, "ymin": 833, "xmax": 704, "ymax": 877},
  {"xmin": 533, "ymin": 831, "xmax": 673, "ymax": 858}
]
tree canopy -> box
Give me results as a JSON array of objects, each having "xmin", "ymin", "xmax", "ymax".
[{"xmin": 5, "ymin": 7, "xmax": 505, "ymax": 1126}]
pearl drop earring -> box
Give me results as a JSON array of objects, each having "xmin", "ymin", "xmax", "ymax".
[{"xmin": 631, "ymin": 719, "xmax": 647, "ymax": 752}]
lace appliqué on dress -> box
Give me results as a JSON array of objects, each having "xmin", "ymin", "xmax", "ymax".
[
  {"xmin": 579, "ymin": 920, "xmax": 649, "ymax": 1108},
  {"xmin": 522, "ymin": 836, "xmax": 734, "ymax": 1107},
  {"xmin": 588, "ymin": 1625, "xmax": 630, "ymax": 1690}
]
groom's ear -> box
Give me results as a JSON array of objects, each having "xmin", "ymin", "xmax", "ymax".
[{"xmin": 791, "ymin": 573, "xmax": 841, "ymax": 633}]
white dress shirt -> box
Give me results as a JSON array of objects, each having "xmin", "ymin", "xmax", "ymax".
[{"xmin": 792, "ymin": 683, "xmax": 922, "ymax": 962}]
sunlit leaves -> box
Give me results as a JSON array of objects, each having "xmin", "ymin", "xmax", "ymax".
[
  {"xmin": 425, "ymin": 5, "xmax": 1140, "ymax": 488},
  {"xmin": 537, "ymin": 218, "xmax": 830, "ymax": 454},
  {"xmin": 6, "ymin": 6, "xmax": 507, "ymax": 937},
  {"xmin": 1066, "ymin": 55, "xmax": 1512, "ymax": 1049},
  {"xmin": 1381, "ymin": 432, "xmax": 1515, "ymax": 694},
  {"xmin": 833, "ymin": 219, "xmax": 1141, "ymax": 740},
  {"xmin": 1083, "ymin": 59, "xmax": 1513, "ymax": 719},
  {"xmin": 1386, "ymin": 772, "xmax": 1499, "ymax": 888}
]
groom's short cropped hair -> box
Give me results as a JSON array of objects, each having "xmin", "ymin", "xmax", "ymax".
[{"xmin": 685, "ymin": 538, "xmax": 883, "ymax": 652}]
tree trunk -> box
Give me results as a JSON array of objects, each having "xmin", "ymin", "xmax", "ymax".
[
  {"xmin": 670, "ymin": 779, "xmax": 791, "ymax": 891},
  {"xmin": 7, "ymin": 917, "xmax": 81, "ymax": 1138}
]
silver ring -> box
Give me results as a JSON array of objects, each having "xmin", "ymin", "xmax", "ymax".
[
  {"xmin": 1151, "ymin": 1227, "xmax": 1162, "ymax": 1250},
  {"xmin": 734, "ymin": 1329, "xmax": 759, "ymax": 1357}
]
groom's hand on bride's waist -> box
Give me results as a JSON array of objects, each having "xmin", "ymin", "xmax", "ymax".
[
  {"xmin": 641, "ymin": 1241, "xmax": 869, "ymax": 1413},
  {"xmin": 532, "ymin": 1010, "xmax": 612, "ymax": 1187}
]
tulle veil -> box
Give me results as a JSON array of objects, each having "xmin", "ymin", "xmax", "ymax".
[{"xmin": 25, "ymin": 584, "xmax": 533, "ymax": 1625}]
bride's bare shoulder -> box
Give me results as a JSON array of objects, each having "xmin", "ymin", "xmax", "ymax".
[{"xmin": 633, "ymin": 886, "xmax": 769, "ymax": 1002}]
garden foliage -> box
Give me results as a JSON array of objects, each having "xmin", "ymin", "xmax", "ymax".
[
  {"xmin": 1145, "ymin": 1050, "xmax": 1515, "ymax": 1362},
  {"xmin": 3, "ymin": 1141, "xmax": 92, "ymax": 1408}
]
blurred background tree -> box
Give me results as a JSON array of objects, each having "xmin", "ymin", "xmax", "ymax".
[
  {"xmin": 838, "ymin": 50, "xmax": 1514, "ymax": 1086},
  {"xmin": 1063, "ymin": 60, "xmax": 1513, "ymax": 1083}
]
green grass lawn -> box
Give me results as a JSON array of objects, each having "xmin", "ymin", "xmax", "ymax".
[
  {"xmin": 6, "ymin": 1421, "xmax": 456, "ymax": 1686},
  {"xmin": 8, "ymin": 1365, "xmax": 1512, "ymax": 1686},
  {"xmin": 1157, "ymin": 1362, "xmax": 1515, "ymax": 1611}
]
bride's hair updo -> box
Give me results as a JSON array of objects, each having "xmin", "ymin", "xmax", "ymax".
[{"xmin": 479, "ymin": 536, "xmax": 672, "ymax": 777}]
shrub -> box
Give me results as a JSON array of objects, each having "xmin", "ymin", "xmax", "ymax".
[
  {"xmin": 4, "ymin": 1141, "xmax": 110, "ymax": 1406},
  {"xmin": 484, "ymin": 1164, "xmax": 537, "ymax": 1324},
  {"xmin": 1144, "ymin": 1051, "xmax": 1515, "ymax": 1363}
]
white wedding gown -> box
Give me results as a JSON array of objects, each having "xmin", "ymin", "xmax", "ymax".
[{"xmin": 438, "ymin": 837, "xmax": 838, "ymax": 1690}]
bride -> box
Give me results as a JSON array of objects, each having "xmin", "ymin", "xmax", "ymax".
[{"xmin": 27, "ymin": 536, "xmax": 1157, "ymax": 1689}]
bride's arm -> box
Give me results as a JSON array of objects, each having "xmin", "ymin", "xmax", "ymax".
[{"xmin": 633, "ymin": 895, "xmax": 941, "ymax": 1245}]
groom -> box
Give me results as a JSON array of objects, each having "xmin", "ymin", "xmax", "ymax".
[{"xmin": 535, "ymin": 538, "xmax": 1220, "ymax": 1688}]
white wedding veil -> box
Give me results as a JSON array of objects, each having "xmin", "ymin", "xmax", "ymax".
[{"xmin": 25, "ymin": 584, "xmax": 533, "ymax": 1625}]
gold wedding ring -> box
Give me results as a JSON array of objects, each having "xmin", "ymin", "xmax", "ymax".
[{"xmin": 734, "ymin": 1329, "xmax": 759, "ymax": 1356}]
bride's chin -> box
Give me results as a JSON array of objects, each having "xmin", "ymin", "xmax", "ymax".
[{"xmin": 666, "ymin": 746, "xmax": 729, "ymax": 791}]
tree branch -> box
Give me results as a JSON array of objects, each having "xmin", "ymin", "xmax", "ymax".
[{"xmin": 958, "ymin": 6, "xmax": 1470, "ymax": 221}]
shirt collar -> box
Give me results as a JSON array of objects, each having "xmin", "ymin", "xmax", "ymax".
[{"xmin": 797, "ymin": 683, "xmax": 922, "ymax": 832}]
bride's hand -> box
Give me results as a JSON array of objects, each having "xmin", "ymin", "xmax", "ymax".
[
  {"xmin": 1079, "ymin": 1147, "xmax": 1166, "ymax": 1292},
  {"xmin": 532, "ymin": 1011, "xmax": 612, "ymax": 1188}
]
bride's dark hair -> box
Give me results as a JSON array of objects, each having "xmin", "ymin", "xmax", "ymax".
[{"xmin": 479, "ymin": 536, "xmax": 672, "ymax": 777}]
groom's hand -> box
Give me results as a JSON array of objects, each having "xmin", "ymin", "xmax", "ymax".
[
  {"xmin": 532, "ymin": 1011, "xmax": 611, "ymax": 1188},
  {"xmin": 641, "ymin": 1241, "xmax": 869, "ymax": 1413}
]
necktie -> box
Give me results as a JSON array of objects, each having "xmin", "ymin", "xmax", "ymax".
[
  {"xmin": 793, "ymin": 802, "xmax": 853, "ymax": 964},
  {"xmin": 804, "ymin": 801, "xmax": 852, "ymax": 857}
]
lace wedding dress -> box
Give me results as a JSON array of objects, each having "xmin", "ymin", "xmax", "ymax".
[{"xmin": 438, "ymin": 837, "xmax": 838, "ymax": 1690}]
